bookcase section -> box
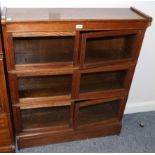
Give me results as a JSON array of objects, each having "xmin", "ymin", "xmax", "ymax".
[
  {"xmin": 21, "ymin": 105, "xmax": 71, "ymax": 131},
  {"xmin": 13, "ymin": 36, "xmax": 75, "ymax": 65},
  {"xmin": 18, "ymin": 75, "xmax": 72, "ymax": 99},
  {"xmin": 80, "ymin": 70, "xmax": 127, "ymax": 94},
  {"xmin": 80, "ymin": 30, "xmax": 139, "ymax": 67},
  {"xmin": 75, "ymin": 99, "xmax": 120, "ymax": 128}
]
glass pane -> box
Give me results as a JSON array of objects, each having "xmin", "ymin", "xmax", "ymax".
[
  {"xmin": 78, "ymin": 100, "xmax": 119, "ymax": 126},
  {"xmin": 21, "ymin": 105, "xmax": 70, "ymax": 130},
  {"xmin": 85, "ymin": 34, "xmax": 137, "ymax": 64},
  {"xmin": 13, "ymin": 36, "xmax": 74, "ymax": 64},
  {"xmin": 18, "ymin": 75, "xmax": 72, "ymax": 98},
  {"xmin": 80, "ymin": 70, "xmax": 126, "ymax": 93}
]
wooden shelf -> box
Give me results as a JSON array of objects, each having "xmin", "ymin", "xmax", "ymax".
[{"xmin": 21, "ymin": 105, "xmax": 70, "ymax": 131}]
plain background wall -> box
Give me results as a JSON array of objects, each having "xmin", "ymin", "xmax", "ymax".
[{"xmin": 1, "ymin": 0, "xmax": 155, "ymax": 113}]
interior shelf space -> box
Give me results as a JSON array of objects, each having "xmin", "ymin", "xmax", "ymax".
[
  {"xmin": 21, "ymin": 105, "xmax": 71, "ymax": 131},
  {"xmin": 13, "ymin": 36, "xmax": 75, "ymax": 65},
  {"xmin": 17, "ymin": 75, "xmax": 72, "ymax": 99},
  {"xmin": 80, "ymin": 70, "xmax": 127, "ymax": 94},
  {"xmin": 77, "ymin": 100, "xmax": 120, "ymax": 127},
  {"xmin": 84, "ymin": 34, "xmax": 137, "ymax": 65}
]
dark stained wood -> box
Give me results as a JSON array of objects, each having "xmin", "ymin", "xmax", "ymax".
[
  {"xmin": 18, "ymin": 75, "xmax": 72, "ymax": 98},
  {"xmin": 18, "ymin": 120, "xmax": 121, "ymax": 149},
  {"xmin": 13, "ymin": 99, "xmax": 71, "ymax": 109},
  {"xmin": 0, "ymin": 41, "xmax": 12, "ymax": 112},
  {"xmin": 73, "ymin": 98, "xmax": 121, "ymax": 129},
  {"xmin": 71, "ymin": 69, "xmax": 80, "ymax": 99},
  {"xmin": 80, "ymin": 61, "xmax": 135, "ymax": 73},
  {"xmin": 70, "ymin": 101, "xmax": 75, "ymax": 127},
  {"xmin": 5, "ymin": 21, "xmax": 149, "ymax": 33},
  {"xmin": 2, "ymin": 32, "xmax": 15, "ymax": 70},
  {"xmin": 1, "ymin": 7, "xmax": 152, "ymax": 150},
  {"xmin": 13, "ymin": 36, "xmax": 75, "ymax": 65},
  {"xmin": 74, "ymin": 96, "xmax": 130, "ymax": 130},
  {"xmin": 19, "ymin": 95, "xmax": 71, "ymax": 104},
  {"xmin": 21, "ymin": 105, "xmax": 71, "ymax": 131},
  {"xmin": 73, "ymin": 31, "xmax": 81, "ymax": 66},
  {"xmin": 8, "ymin": 73, "xmax": 19, "ymax": 104},
  {"xmin": 0, "ymin": 145, "xmax": 15, "ymax": 153},
  {"xmin": 9, "ymin": 66, "xmax": 77, "ymax": 77},
  {"xmin": 80, "ymin": 70, "xmax": 127, "ymax": 93},
  {"xmin": 14, "ymin": 63, "xmax": 75, "ymax": 70},
  {"xmin": 0, "ymin": 13, "xmax": 15, "ymax": 152},
  {"xmin": 80, "ymin": 30, "xmax": 140, "ymax": 68},
  {"xmin": 117, "ymin": 97, "xmax": 127, "ymax": 120},
  {"xmin": 79, "ymin": 89, "xmax": 127, "ymax": 100},
  {"xmin": 12, "ymin": 107, "xmax": 22, "ymax": 134},
  {"xmin": 0, "ymin": 114, "xmax": 12, "ymax": 146},
  {"xmin": 0, "ymin": 60, "xmax": 7, "ymax": 112},
  {"xmin": 116, "ymin": 30, "xmax": 146, "ymax": 119},
  {"xmin": 12, "ymin": 31, "xmax": 75, "ymax": 37}
]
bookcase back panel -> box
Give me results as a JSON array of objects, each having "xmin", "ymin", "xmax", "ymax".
[
  {"xmin": 17, "ymin": 75, "xmax": 72, "ymax": 99},
  {"xmin": 80, "ymin": 70, "xmax": 127, "ymax": 93},
  {"xmin": 21, "ymin": 105, "xmax": 70, "ymax": 131},
  {"xmin": 77, "ymin": 99, "xmax": 120, "ymax": 127},
  {"xmin": 84, "ymin": 34, "xmax": 137, "ymax": 64},
  {"xmin": 13, "ymin": 36, "xmax": 75, "ymax": 65}
]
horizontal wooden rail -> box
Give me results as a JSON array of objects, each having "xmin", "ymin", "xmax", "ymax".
[{"xmin": 12, "ymin": 31, "xmax": 76, "ymax": 37}]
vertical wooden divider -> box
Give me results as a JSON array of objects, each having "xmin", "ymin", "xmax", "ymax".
[
  {"xmin": 8, "ymin": 74, "xmax": 19, "ymax": 105},
  {"xmin": 71, "ymin": 30, "xmax": 81, "ymax": 128},
  {"xmin": 79, "ymin": 34, "xmax": 87, "ymax": 68},
  {"xmin": 13, "ymin": 106, "xmax": 22, "ymax": 134}
]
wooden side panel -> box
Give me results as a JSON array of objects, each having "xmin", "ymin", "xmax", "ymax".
[
  {"xmin": 0, "ymin": 114, "xmax": 12, "ymax": 146},
  {"xmin": 0, "ymin": 18, "xmax": 15, "ymax": 152},
  {"xmin": 0, "ymin": 114, "xmax": 15, "ymax": 152},
  {"xmin": 0, "ymin": 145, "xmax": 15, "ymax": 153}
]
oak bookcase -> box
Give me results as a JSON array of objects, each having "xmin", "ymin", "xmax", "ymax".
[{"xmin": 1, "ymin": 7, "xmax": 152, "ymax": 149}]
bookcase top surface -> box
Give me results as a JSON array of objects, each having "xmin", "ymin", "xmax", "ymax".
[{"xmin": 3, "ymin": 8, "xmax": 149, "ymax": 22}]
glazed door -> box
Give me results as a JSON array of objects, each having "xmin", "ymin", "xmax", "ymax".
[
  {"xmin": 73, "ymin": 97, "xmax": 125, "ymax": 129},
  {"xmin": 78, "ymin": 67, "xmax": 132, "ymax": 100},
  {"xmin": 13, "ymin": 103, "xmax": 73, "ymax": 134},
  {"xmin": 9, "ymin": 72, "xmax": 75, "ymax": 105},
  {"xmin": 80, "ymin": 30, "xmax": 139, "ymax": 68},
  {"xmin": 5, "ymin": 32, "xmax": 76, "ymax": 70}
]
